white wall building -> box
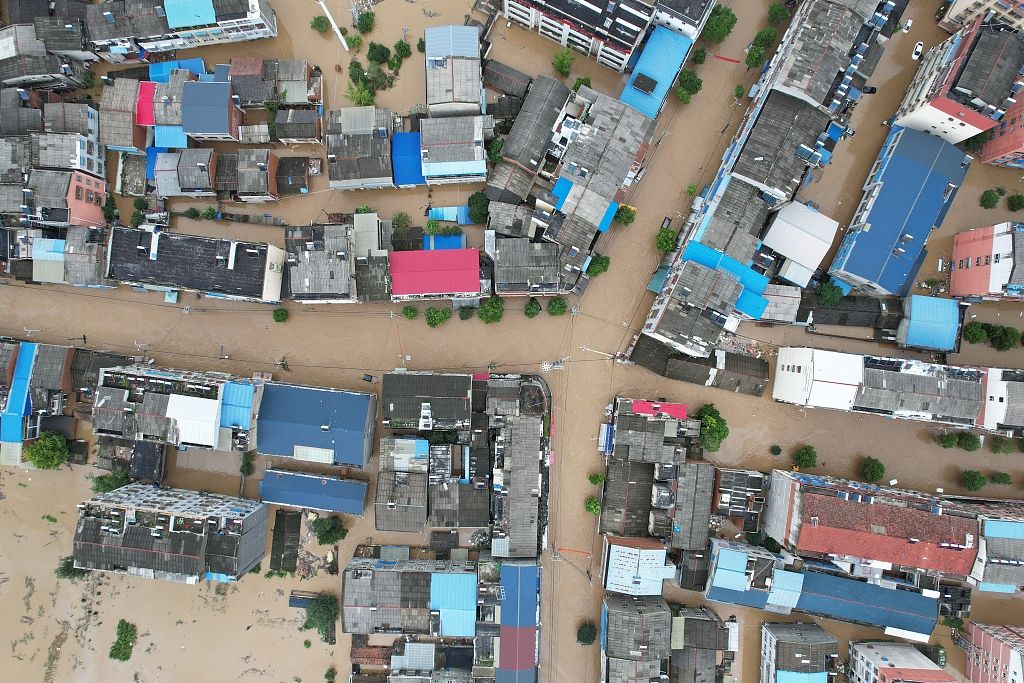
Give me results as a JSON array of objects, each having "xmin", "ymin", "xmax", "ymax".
[{"xmin": 848, "ymin": 641, "xmax": 955, "ymax": 683}]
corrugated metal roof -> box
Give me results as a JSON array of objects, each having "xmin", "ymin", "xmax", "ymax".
[
  {"xmin": 259, "ymin": 469, "xmax": 367, "ymax": 515},
  {"xmin": 429, "ymin": 571, "xmax": 477, "ymax": 636},
  {"xmin": 424, "ymin": 25, "xmax": 480, "ymax": 59},
  {"xmin": 164, "ymin": 0, "xmax": 216, "ymax": 30},
  {"xmin": 219, "ymin": 381, "xmax": 253, "ymax": 429},
  {"xmin": 619, "ymin": 27, "xmax": 691, "ymax": 119},
  {"xmin": 388, "ymin": 249, "xmax": 479, "ymax": 296},
  {"xmin": 904, "ymin": 295, "xmax": 959, "ymax": 351}
]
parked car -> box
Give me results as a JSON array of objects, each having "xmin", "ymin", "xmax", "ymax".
[
  {"xmin": 912, "ymin": 41, "xmax": 924, "ymax": 60},
  {"xmin": 862, "ymin": 86, "xmax": 877, "ymax": 94},
  {"xmin": 902, "ymin": 19, "xmax": 913, "ymax": 33}
]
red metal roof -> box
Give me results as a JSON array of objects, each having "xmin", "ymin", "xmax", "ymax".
[
  {"xmin": 629, "ymin": 399, "xmax": 686, "ymax": 420},
  {"xmin": 796, "ymin": 494, "xmax": 978, "ymax": 575},
  {"xmin": 498, "ymin": 625, "xmax": 536, "ymax": 670},
  {"xmin": 879, "ymin": 669, "xmax": 956, "ymax": 683},
  {"xmin": 136, "ymin": 81, "xmax": 156, "ymax": 126},
  {"xmin": 389, "ymin": 248, "xmax": 480, "ymax": 296},
  {"xmin": 950, "ymin": 225, "xmax": 995, "ymax": 297}
]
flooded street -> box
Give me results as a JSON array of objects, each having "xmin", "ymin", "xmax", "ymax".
[{"xmin": 5, "ymin": 0, "xmax": 1024, "ymax": 681}]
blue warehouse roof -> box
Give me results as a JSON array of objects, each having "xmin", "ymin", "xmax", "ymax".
[
  {"xmin": 392, "ymin": 132, "xmax": 426, "ymax": 186},
  {"xmin": 430, "ymin": 572, "xmax": 478, "ymax": 636},
  {"xmin": 830, "ymin": 127, "xmax": 970, "ymax": 295},
  {"xmin": 0, "ymin": 342, "xmax": 36, "ymax": 443},
  {"xmin": 904, "ymin": 295, "xmax": 960, "ymax": 351},
  {"xmin": 796, "ymin": 571, "xmax": 937, "ymax": 637},
  {"xmin": 259, "ymin": 469, "xmax": 367, "ymax": 515},
  {"xmin": 500, "ymin": 562, "xmax": 539, "ymax": 628},
  {"xmin": 256, "ymin": 383, "xmax": 374, "ymax": 466},
  {"xmin": 424, "ymin": 25, "xmax": 480, "ymax": 59},
  {"xmin": 619, "ymin": 27, "xmax": 692, "ymax": 120},
  {"xmin": 219, "ymin": 381, "xmax": 254, "ymax": 429}
]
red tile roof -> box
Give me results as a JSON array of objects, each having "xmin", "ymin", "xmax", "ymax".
[
  {"xmin": 950, "ymin": 225, "xmax": 995, "ymax": 297},
  {"xmin": 136, "ymin": 81, "xmax": 156, "ymax": 127},
  {"xmin": 388, "ymin": 249, "xmax": 480, "ymax": 296},
  {"xmin": 630, "ymin": 399, "xmax": 686, "ymax": 420},
  {"xmin": 796, "ymin": 493, "xmax": 978, "ymax": 575},
  {"xmin": 879, "ymin": 668, "xmax": 956, "ymax": 683},
  {"xmin": 498, "ymin": 624, "xmax": 537, "ymax": 670},
  {"xmin": 229, "ymin": 57, "xmax": 263, "ymax": 77}
]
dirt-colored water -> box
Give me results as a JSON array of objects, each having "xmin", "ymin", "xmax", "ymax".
[{"xmin": 6, "ymin": 1, "xmax": 1024, "ymax": 682}]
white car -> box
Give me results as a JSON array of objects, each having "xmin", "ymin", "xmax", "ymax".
[
  {"xmin": 902, "ymin": 19, "xmax": 912, "ymax": 33},
  {"xmin": 912, "ymin": 41, "xmax": 924, "ymax": 60}
]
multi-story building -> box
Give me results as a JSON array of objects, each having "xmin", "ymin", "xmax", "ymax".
[
  {"xmin": 25, "ymin": 169, "xmax": 106, "ymax": 227},
  {"xmin": 491, "ymin": 414, "xmax": 544, "ymax": 558},
  {"xmin": 949, "ymin": 222, "xmax": 1024, "ymax": 299},
  {"xmin": 0, "ymin": 24, "xmax": 89, "ymax": 90},
  {"xmin": 236, "ymin": 149, "xmax": 278, "ymax": 201},
  {"xmin": 849, "ymin": 641, "xmax": 955, "ymax": 683},
  {"xmin": 424, "ymin": 25, "xmax": 482, "ymax": 118},
  {"xmin": 979, "ymin": 95, "xmax": 1024, "ymax": 167},
  {"xmin": 72, "ymin": 483, "xmax": 268, "ymax": 584},
  {"xmin": 941, "ymin": 0, "xmax": 1024, "ymax": 32},
  {"xmin": 325, "ymin": 106, "xmax": 394, "ymax": 191},
  {"xmin": 153, "ymin": 148, "xmax": 218, "ymax": 198},
  {"xmin": 966, "ymin": 622, "xmax": 1024, "ymax": 683},
  {"xmin": 380, "ymin": 372, "xmax": 473, "ymax": 430},
  {"xmin": 894, "ymin": 16, "xmax": 1024, "ymax": 144},
  {"xmin": 601, "ymin": 594, "xmax": 672, "ymax": 683},
  {"xmin": 99, "ymin": 78, "xmax": 147, "ymax": 154},
  {"xmin": 419, "ymin": 116, "xmax": 491, "ymax": 185},
  {"xmin": 281, "ymin": 223, "xmax": 359, "ymax": 303},
  {"xmin": 41, "ymin": 102, "xmax": 104, "ymax": 179},
  {"xmin": 182, "ymin": 78, "xmax": 243, "ymax": 142},
  {"xmin": 761, "ymin": 623, "xmax": 838, "ymax": 683},
  {"xmin": 387, "ymin": 248, "xmax": 482, "ymax": 301}
]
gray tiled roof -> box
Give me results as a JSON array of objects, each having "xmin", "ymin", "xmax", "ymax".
[
  {"xmin": 700, "ymin": 178, "xmax": 771, "ymax": 262},
  {"xmin": 283, "ymin": 224, "xmax": 354, "ymax": 300},
  {"xmin": 43, "ymin": 102, "xmax": 93, "ymax": 135},
  {"xmin": 600, "ymin": 454, "xmax": 655, "ymax": 536},
  {"xmin": 154, "ymin": 70, "xmax": 191, "ymax": 126},
  {"xmin": 494, "ymin": 237, "xmax": 559, "ymax": 293},
  {"xmin": 274, "ymin": 156, "xmax": 307, "ymax": 195},
  {"xmin": 33, "ymin": 16, "xmax": 87, "ymax": 53},
  {"xmin": 426, "ymin": 56, "xmax": 481, "ymax": 108},
  {"xmin": 276, "ymin": 108, "xmax": 319, "ymax": 140},
  {"xmin": 628, "ymin": 334, "xmax": 769, "ymax": 397},
  {"xmin": 85, "ymin": 0, "xmax": 170, "ymax": 42},
  {"xmin": 99, "ymin": 78, "xmax": 139, "ymax": 148},
  {"xmin": 957, "ymin": 29, "xmax": 1024, "ymax": 107},
  {"xmin": 1, "ymin": 91, "xmax": 42, "ymax": 136},
  {"xmin": 500, "ymin": 76, "xmax": 569, "ymax": 172},
  {"xmin": 381, "ymin": 372, "xmax": 472, "ymax": 428},
  {"xmin": 374, "ymin": 471, "xmax": 428, "ymax": 532},
  {"xmin": 63, "ymin": 225, "xmax": 106, "ymax": 286},
  {"xmin": 420, "ymin": 116, "xmax": 487, "ymax": 164},
  {"xmin": 763, "ymin": 623, "xmax": 837, "ymax": 673},
  {"xmin": 153, "ymin": 152, "xmax": 182, "ymax": 196},
  {"xmin": 670, "ymin": 463, "xmax": 715, "ymax": 551},
  {"xmin": 775, "ymin": 0, "xmax": 863, "ymax": 106},
  {"xmin": 31, "ymin": 133, "xmax": 79, "ymax": 171},
  {"xmin": 492, "ymin": 415, "xmax": 542, "ymax": 558},
  {"xmin": 237, "ymin": 148, "xmax": 272, "ymax": 195},
  {"xmin": 483, "ymin": 60, "xmax": 531, "ymax": 99},
  {"xmin": 28, "ymin": 168, "xmax": 72, "ymax": 212},
  {"xmin": 178, "ymin": 148, "xmax": 215, "ymax": 190},
  {"xmin": 0, "ymin": 136, "xmax": 33, "ymax": 183},
  {"xmin": 852, "ymin": 366, "xmax": 983, "ymax": 421},
  {"xmin": 214, "ymin": 152, "xmax": 237, "ymax": 192},
  {"xmin": 485, "ymin": 162, "xmax": 534, "ymax": 204},
  {"xmin": 487, "ymin": 201, "xmax": 533, "ymax": 238},
  {"xmin": 604, "ymin": 594, "xmax": 672, "ymax": 661}
]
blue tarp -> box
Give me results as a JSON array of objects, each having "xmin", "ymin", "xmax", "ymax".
[
  {"xmin": 146, "ymin": 146, "xmax": 168, "ymax": 180},
  {"xmin": 423, "ymin": 234, "xmax": 467, "ymax": 250},
  {"xmin": 149, "ymin": 58, "xmax": 206, "ymax": 82},
  {"xmin": 219, "ymin": 381, "xmax": 254, "ymax": 429},
  {"xmin": 259, "ymin": 470, "xmax": 368, "ymax": 515},
  {"xmin": 681, "ymin": 241, "xmax": 769, "ymax": 318},
  {"xmin": 0, "ymin": 343, "xmax": 36, "ymax": 443},
  {"xmin": 777, "ymin": 673, "xmax": 828, "ymax": 683},
  {"xmin": 428, "ymin": 205, "xmax": 473, "ymax": 224},
  {"xmin": 985, "ymin": 519, "xmax": 1024, "ymax": 539},
  {"xmin": 647, "ymin": 264, "xmax": 670, "ymax": 293},
  {"xmin": 619, "ymin": 27, "xmax": 692, "ymax": 119},
  {"xmin": 154, "ymin": 125, "xmax": 188, "ymax": 148},
  {"xmin": 551, "ymin": 177, "xmax": 572, "ymax": 210},
  {"xmin": 905, "ymin": 295, "xmax": 959, "ymax": 351},
  {"xmin": 979, "ymin": 582, "xmax": 1018, "ymax": 593},
  {"xmin": 500, "ymin": 563, "xmax": 539, "ymax": 627},
  {"xmin": 796, "ymin": 571, "xmax": 937, "ymax": 636},
  {"xmin": 430, "ymin": 572, "xmax": 478, "ymax": 636},
  {"xmin": 597, "ymin": 201, "xmax": 618, "ymax": 233},
  {"xmin": 392, "ymin": 132, "xmax": 426, "ymax": 186}
]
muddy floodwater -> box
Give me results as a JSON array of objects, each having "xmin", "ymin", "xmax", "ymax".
[{"xmin": 4, "ymin": 0, "xmax": 1024, "ymax": 681}]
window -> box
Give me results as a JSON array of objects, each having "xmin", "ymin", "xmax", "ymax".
[{"xmin": 74, "ymin": 186, "xmax": 82, "ymax": 199}]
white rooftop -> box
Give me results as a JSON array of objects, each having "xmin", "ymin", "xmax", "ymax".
[{"xmin": 772, "ymin": 347, "xmax": 864, "ymax": 411}]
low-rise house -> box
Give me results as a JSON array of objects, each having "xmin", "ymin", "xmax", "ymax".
[
  {"xmin": 99, "ymin": 78, "xmax": 147, "ymax": 153},
  {"xmin": 182, "ymin": 78, "xmax": 243, "ymax": 142},
  {"xmin": 153, "ymin": 148, "xmax": 217, "ymax": 198},
  {"xmin": 492, "ymin": 414, "xmax": 543, "ymax": 558},
  {"xmin": 848, "ymin": 641, "xmax": 955, "ymax": 683},
  {"xmin": 1, "ymin": 88, "xmax": 43, "ymax": 135},
  {"xmin": 228, "ymin": 57, "xmax": 275, "ymax": 106},
  {"xmin": 274, "ymin": 156, "xmax": 308, "ymax": 196},
  {"xmin": 424, "ymin": 25, "xmax": 482, "ymax": 117},
  {"xmin": 760, "ymin": 622, "xmax": 838, "ymax": 683},
  {"xmin": 276, "ymin": 59, "xmax": 321, "ymax": 106},
  {"xmin": 41, "ymin": 102, "xmax": 103, "ymax": 177},
  {"xmin": 259, "ymin": 469, "xmax": 368, "ymax": 516},
  {"xmin": 388, "ymin": 248, "xmax": 481, "ymax": 301},
  {"xmin": 381, "ymin": 371, "xmax": 472, "ymax": 430},
  {"xmin": 419, "ymin": 116, "xmax": 491, "ymax": 185},
  {"xmin": 374, "ymin": 470, "xmax": 428, "ymax": 532},
  {"xmin": 492, "ymin": 237, "xmax": 560, "ymax": 296},
  {"xmin": 761, "ymin": 202, "xmax": 840, "ymax": 287},
  {"xmin": 601, "ymin": 536, "xmax": 675, "ymax": 596},
  {"xmin": 950, "ymin": 222, "xmax": 1024, "ymax": 300},
  {"xmin": 31, "ymin": 132, "xmax": 105, "ymax": 182},
  {"xmin": 895, "ymin": 294, "xmax": 962, "ymax": 352},
  {"xmin": 494, "ymin": 561, "xmax": 541, "ymax": 681},
  {"xmin": 26, "ymin": 169, "xmax": 106, "ymax": 227},
  {"xmin": 602, "ymin": 594, "xmax": 672, "ymax": 683},
  {"xmin": 84, "ymin": 0, "xmax": 170, "ymax": 64},
  {"xmin": 72, "ymin": 483, "xmax": 268, "ymax": 584},
  {"xmin": 282, "ymin": 223, "xmax": 357, "ymax": 303},
  {"xmin": 5, "ymin": 225, "xmax": 108, "ymax": 286},
  {"xmin": 152, "ymin": 68, "xmax": 195, "ymax": 148},
  {"xmin": 105, "ymin": 227, "xmax": 286, "ymax": 302},
  {"xmin": 670, "ymin": 606, "xmax": 735, "ymax": 683},
  {"xmin": 325, "ymin": 106, "xmax": 393, "ymax": 190},
  {"xmin": 275, "ymin": 108, "xmax": 321, "ymax": 144},
  {"xmin": 715, "ymin": 468, "xmax": 767, "ymax": 533},
  {"xmin": 236, "ymin": 148, "xmax": 278, "ymax": 201},
  {"xmin": 0, "ymin": 24, "xmax": 87, "ymax": 90},
  {"xmin": 483, "ymin": 60, "xmax": 530, "ymax": 99}
]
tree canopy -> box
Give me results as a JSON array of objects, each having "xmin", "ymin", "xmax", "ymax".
[
  {"xmin": 310, "ymin": 516, "xmax": 348, "ymax": 545},
  {"xmin": 302, "ymin": 593, "xmax": 340, "ymax": 641},
  {"xmin": 24, "ymin": 431, "xmax": 68, "ymax": 469},
  {"xmin": 478, "ymin": 296, "xmax": 505, "ymax": 324},
  {"xmin": 962, "ymin": 469, "xmax": 987, "ymax": 491},
  {"xmin": 815, "ymin": 279, "xmax": 844, "ymax": 308},
  {"xmin": 468, "ymin": 191, "xmax": 490, "ymax": 224},
  {"xmin": 701, "ymin": 5, "xmax": 738, "ymax": 42},
  {"xmin": 547, "ymin": 297, "xmax": 568, "ymax": 316},
  {"xmin": 697, "ymin": 404, "xmax": 730, "ymax": 452},
  {"xmin": 859, "ymin": 456, "xmax": 885, "ymax": 483},
  {"xmin": 553, "ymin": 48, "xmax": 574, "ymax": 76},
  {"xmin": 793, "ymin": 445, "xmax": 817, "ymax": 469},
  {"xmin": 656, "ymin": 228, "xmax": 677, "ymax": 252}
]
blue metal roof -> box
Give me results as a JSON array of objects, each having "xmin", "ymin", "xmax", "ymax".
[
  {"xmin": 259, "ymin": 469, "xmax": 367, "ymax": 515},
  {"xmin": 681, "ymin": 241, "xmax": 770, "ymax": 318},
  {"xmin": 905, "ymin": 295, "xmax": 959, "ymax": 351},
  {"xmin": 984, "ymin": 519, "xmax": 1024, "ymax": 539},
  {"xmin": 149, "ymin": 58, "xmax": 206, "ymax": 82},
  {"xmin": 829, "ymin": 127, "xmax": 970, "ymax": 295},
  {"xmin": 496, "ymin": 671, "xmax": 537, "ymax": 683},
  {"xmin": 647, "ymin": 264, "xmax": 670, "ymax": 293},
  {"xmin": 34, "ymin": 238, "xmax": 65, "ymax": 261},
  {"xmin": 392, "ymin": 132, "xmax": 426, "ymax": 186},
  {"xmin": 709, "ymin": 547, "xmax": 752, "ymax": 592},
  {"xmin": 256, "ymin": 383, "xmax": 373, "ymax": 466},
  {"xmin": 777, "ymin": 672, "xmax": 828, "ymax": 683},
  {"xmin": 424, "ymin": 25, "xmax": 480, "ymax": 59},
  {"xmin": 551, "ymin": 177, "xmax": 572, "ymax": 210},
  {"xmin": 796, "ymin": 571, "xmax": 937, "ymax": 636},
  {"xmin": 430, "ymin": 572, "xmax": 478, "ymax": 636},
  {"xmin": 766, "ymin": 569, "xmax": 803, "ymax": 610},
  {"xmin": 181, "ymin": 81, "xmax": 231, "ymax": 134},
  {"xmin": 219, "ymin": 381, "xmax": 254, "ymax": 429},
  {"xmin": 423, "ymin": 233, "xmax": 467, "ymax": 250},
  {"xmin": 0, "ymin": 343, "xmax": 36, "ymax": 443},
  {"xmin": 619, "ymin": 27, "xmax": 692, "ymax": 119},
  {"xmin": 163, "ymin": 0, "xmax": 217, "ymax": 30},
  {"xmin": 500, "ymin": 563, "xmax": 539, "ymax": 627},
  {"xmin": 154, "ymin": 125, "xmax": 188, "ymax": 148},
  {"xmin": 428, "ymin": 206, "xmax": 473, "ymax": 224},
  {"xmin": 597, "ymin": 201, "xmax": 619, "ymax": 233},
  {"xmin": 979, "ymin": 581, "xmax": 1018, "ymax": 593},
  {"xmin": 146, "ymin": 146, "xmax": 168, "ymax": 179},
  {"xmin": 706, "ymin": 584, "xmax": 769, "ymax": 609}
]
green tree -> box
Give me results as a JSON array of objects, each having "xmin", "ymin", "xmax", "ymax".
[
  {"xmin": 691, "ymin": 47, "xmax": 707, "ymax": 64},
  {"xmin": 346, "ymin": 83, "xmax": 374, "ymax": 106},
  {"xmin": 1009, "ymin": 195, "xmax": 1024, "ymax": 211},
  {"xmin": 201, "ymin": 207, "xmax": 217, "ymax": 220},
  {"xmin": 752, "ymin": 28, "xmax": 777, "ymax": 49},
  {"xmin": 310, "ymin": 15, "xmax": 330, "ymax": 33},
  {"xmin": 468, "ymin": 191, "xmax": 490, "ymax": 224},
  {"xmin": 547, "ymin": 297, "xmax": 568, "ymax": 316},
  {"xmin": 735, "ymin": 85, "xmax": 745, "ymax": 99},
  {"xmin": 392, "ymin": 211, "xmax": 411, "ymax": 233},
  {"xmin": 425, "ymin": 219, "xmax": 440, "ymax": 235},
  {"xmin": 770, "ymin": 445, "xmax": 782, "ymax": 456},
  {"xmin": 183, "ymin": 207, "xmax": 200, "ymax": 219},
  {"xmin": 402, "ymin": 305, "xmax": 418, "ymax": 320},
  {"xmin": 958, "ymin": 432, "xmax": 982, "ymax": 452},
  {"xmin": 981, "ymin": 189, "xmax": 1000, "ymax": 209},
  {"xmin": 459, "ymin": 307, "xmax": 474, "ymax": 320},
  {"xmin": 309, "ymin": 517, "xmax": 348, "ymax": 545},
  {"xmin": 302, "ymin": 593, "xmax": 340, "ymax": 641},
  {"xmin": 991, "ymin": 471, "xmax": 1014, "ymax": 485},
  {"xmin": 394, "ymin": 39, "xmax": 412, "ymax": 59},
  {"xmin": 588, "ymin": 472, "xmax": 605, "ymax": 486},
  {"xmin": 240, "ymin": 451, "xmax": 255, "ymax": 477},
  {"xmin": 943, "ymin": 616, "xmax": 965, "ymax": 630},
  {"xmin": 745, "ymin": 45, "xmax": 766, "ymax": 70},
  {"xmin": 425, "ymin": 306, "xmax": 452, "ymax": 328},
  {"xmin": 615, "ymin": 205, "xmax": 636, "ymax": 225},
  {"xmin": 990, "ymin": 325, "xmax": 1021, "ymax": 351},
  {"xmin": 577, "ymin": 622, "xmax": 598, "ymax": 645},
  {"xmin": 793, "ymin": 445, "xmax": 817, "ymax": 468},
  {"xmin": 356, "ymin": 11, "xmax": 374, "ymax": 33},
  {"xmin": 961, "ymin": 131, "xmax": 991, "ymax": 154},
  {"xmin": 584, "ymin": 496, "xmax": 601, "ymax": 515},
  {"xmin": 553, "ymin": 48, "xmax": 574, "ymax": 76},
  {"xmin": 990, "ymin": 435, "xmax": 1020, "ymax": 454},
  {"xmin": 24, "ymin": 431, "xmax": 68, "ymax": 470},
  {"xmin": 586, "ymin": 255, "xmax": 610, "ymax": 276},
  {"xmin": 273, "ymin": 308, "xmax": 289, "ymax": 323},
  {"xmin": 325, "ymin": 667, "xmax": 338, "ymax": 682},
  {"xmin": 355, "ymin": 205, "xmax": 373, "ymax": 214},
  {"xmin": 697, "ymin": 404, "xmax": 730, "ymax": 452},
  {"xmin": 132, "ymin": 197, "xmax": 148, "ymax": 211},
  {"xmin": 687, "ymin": 184, "xmax": 698, "ymax": 196},
  {"xmin": 963, "ymin": 320, "xmax": 989, "ymax": 344},
  {"xmin": 701, "ymin": 5, "xmax": 738, "ymax": 43},
  {"xmin": 102, "ymin": 195, "xmax": 118, "ymax": 222},
  {"xmin": 815, "ymin": 279, "xmax": 844, "ymax": 308},
  {"xmin": 93, "ymin": 467, "xmax": 130, "ymax": 493},
  {"xmin": 678, "ymin": 69, "xmax": 703, "ymax": 95},
  {"xmin": 524, "ymin": 298, "xmax": 541, "ymax": 318},
  {"xmin": 487, "ymin": 138, "xmax": 504, "ymax": 163},
  {"xmin": 366, "ymin": 42, "xmax": 390, "ymax": 65},
  {"xmin": 81, "ymin": 70, "xmax": 96, "ymax": 89},
  {"xmin": 345, "ymin": 34, "xmax": 362, "ymax": 52},
  {"xmin": 417, "ymin": 37, "xmax": 425, "ymax": 52},
  {"xmin": 962, "ymin": 469, "xmax": 987, "ymax": 491},
  {"xmin": 860, "ymin": 456, "xmax": 885, "ymax": 483},
  {"xmin": 937, "ymin": 433, "xmax": 958, "ymax": 448},
  {"xmin": 56, "ymin": 555, "xmax": 90, "ymax": 581},
  {"xmin": 655, "ymin": 228, "xmax": 677, "ymax": 252},
  {"xmin": 478, "ymin": 295, "xmax": 505, "ymax": 324},
  {"xmin": 129, "ymin": 210, "xmax": 144, "ymax": 227},
  {"xmin": 573, "ymin": 76, "xmax": 591, "ymax": 92},
  {"xmin": 109, "ymin": 619, "xmax": 138, "ymax": 661},
  {"xmin": 676, "ymin": 88, "xmax": 692, "ymax": 104},
  {"xmin": 348, "ymin": 58, "xmax": 367, "ymax": 85},
  {"xmin": 767, "ymin": 2, "xmax": 791, "ymax": 24}
]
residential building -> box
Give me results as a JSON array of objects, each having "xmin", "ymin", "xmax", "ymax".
[
  {"xmin": 84, "ymin": 0, "xmax": 278, "ymax": 63},
  {"xmin": 495, "ymin": 561, "xmax": 541, "ymax": 682},
  {"xmin": 104, "ymin": 227, "xmax": 287, "ymax": 303},
  {"xmin": 24, "ymin": 169, "xmax": 106, "ymax": 227},
  {"xmin": 380, "ymin": 372, "xmax": 472, "ymax": 430},
  {"xmin": 0, "ymin": 24, "xmax": 87, "ymax": 90},
  {"xmin": 965, "ymin": 622, "xmax": 1024, "ymax": 683},
  {"xmin": 601, "ymin": 594, "xmax": 672, "ymax": 683},
  {"xmin": 895, "ymin": 295, "xmax": 962, "ymax": 352},
  {"xmin": 627, "ymin": 332, "xmax": 770, "ymax": 396},
  {"xmin": 342, "ymin": 554, "xmax": 478, "ymax": 636},
  {"xmin": 282, "ymin": 223, "xmax": 358, "ymax": 303},
  {"xmin": 424, "ymin": 25, "xmax": 482, "ymax": 117},
  {"xmin": 273, "ymin": 156, "xmax": 308, "ymax": 196},
  {"xmin": 715, "ymin": 468, "xmax": 767, "ymax": 533},
  {"xmin": 153, "ymin": 148, "xmax": 217, "ymax": 197},
  {"xmin": 483, "ymin": 60, "xmax": 531, "ymax": 99},
  {"xmin": 950, "ymin": 222, "xmax": 1024, "ymax": 298},
  {"xmin": 387, "ymin": 249, "xmax": 481, "ymax": 301},
  {"xmin": 601, "ymin": 536, "xmax": 675, "ymax": 596},
  {"xmin": 849, "ymin": 641, "xmax": 955, "ymax": 683},
  {"xmin": 236, "ymin": 149, "xmax": 278, "ymax": 202},
  {"xmin": 619, "ymin": 26, "xmax": 693, "ymax": 120},
  {"xmin": 761, "ymin": 202, "xmax": 840, "ymax": 287},
  {"xmin": 942, "ymin": 0, "xmax": 1024, "ymax": 32},
  {"xmin": 275, "ymin": 59, "xmax": 321, "ymax": 106},
  {"xmin": 760, "ymin": 622, "xmax": 838, "ymax": 683},
  {"xmin": 969, "ymin": 518, "xmax": 1024, "ymax": 593},
  {"xmin": 99, "ymin": 78, "xmax": 146, "ymax": 153},
  {"xmin": 419, "ymin": 116, "xmax": 491, "ymax": 185},
  {"xmin": 72, "ymin": 483, "xmax": 268, "ymax": 583},
  {"xmin": 829, "ymin": 126, "xmax": 970, "ymax": 296},
  {"xmin": 228, "ymin": 56, "xmax": 275, "ymax": 106},
  {"xmin": 182, "ymin": 78, "xmax": 243, "ymax": 142},
  {"xmin": 275, "ymin": 108, "xmax": 321, "ymax": 145},
  {"xmin": 0, "ymin": 341, "xmax": 77, "ymax": 466},
  {"xmin": 152, "ymin": 68, "xmax": 195, "ymax": 148},
  {"xmin": 492, "ymin": 236, "xmax": 560, "ymax": 295},
  {"xmin": 375, "ymin": 470, "xmax": 428, "ymax": 532},
  {"xmin": 41, "ymin": 102, "xmax": 104, "ymax": 178},
  {"xmin": 5, "ymin": 225, "xmax": 109, "ymax": 287},
  {"xmin": 255, "ymin": 382, "xmax": 377, "ymax": 467},
  {"xmin": 979, "ymin": 92, "xmax": 1024, "ymax": 167},
  {"xmin": 259, "ymin": 469, "xmax": 368, "ymax": 516},
  {"xmin": 0, "ymin": 89, "xmax": 43, "ymax": 136},
  {"xmin": 668, "ymin": 461, "xmax": 715, "ymax": 551},
  {"xmin": 325, "ymin": 106, "xmax": 394, "ymax": 191},
  {"xmin": 670, "ymin": 606, "xmax": 735, "ymax": 683},
  {"xmin": 491, "ymin": 415, "xmax": 544, "ymax": 558},
  {"xmin": 894, "ymin": 16, "xmax": 1024, "ymax": 144}
]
